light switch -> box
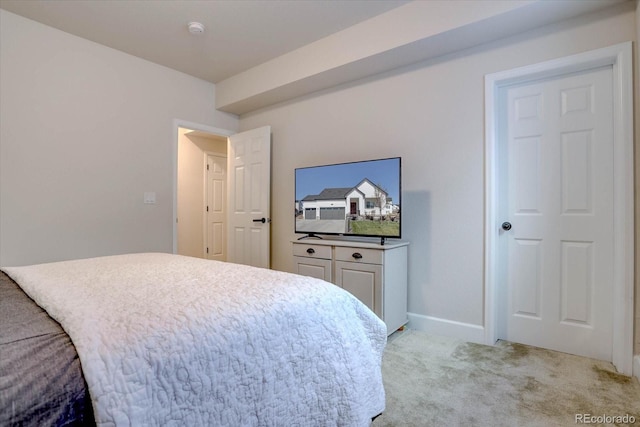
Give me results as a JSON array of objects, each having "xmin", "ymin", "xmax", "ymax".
[{"xmin": 144, "ymin": 192, "xmax": 156, "ymax": 204}]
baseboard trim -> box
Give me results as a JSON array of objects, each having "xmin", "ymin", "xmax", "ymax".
[
  {"xmin": 407, "ymin": 312, "xmax": 485, "ymax": 345},
  {"xmin": 634, "ymin": 355, "xmax": 640, "ymax": 381}
]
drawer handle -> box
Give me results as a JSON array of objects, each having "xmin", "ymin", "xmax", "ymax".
[
  {"xmin": 352, "ymin": 252, "xmax": 363, "ymax": 259},
  {"xmin": 306, "ymin": 248, "xmax": 315, "ymax": 254}
]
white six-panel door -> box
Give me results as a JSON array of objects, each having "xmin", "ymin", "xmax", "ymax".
[
  {"xmin": 227, "ymin": 126, "xmax": 271, "ymax": 268},
  {"xmin": 501, "ymin": 66, "xmax": 614, "ymax": 361},
  {"xmin": 206, "ymin": 153, "xmax": 226, "ymax": 262}
]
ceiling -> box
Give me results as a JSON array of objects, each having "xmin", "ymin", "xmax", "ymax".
[{"xmin": 0, "ymin": 0, "xmax": 408, "ymax": 84}]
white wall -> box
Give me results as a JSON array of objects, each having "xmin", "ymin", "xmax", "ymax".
[
  {"xmin": 0, "ymin": 10, "xmax": 238, "ymax": 266},
  {"xmin": 240, "ymin": 3, "xmax": 637, "ymax": 339}
]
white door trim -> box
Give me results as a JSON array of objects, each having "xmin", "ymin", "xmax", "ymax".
[
  {"xmin": 484, "ymin": 42, "xmax": 634, "ymax": 375},
  {"xmin": 172, "ymin": 119, "xmax": 234, "ymax": 255}
]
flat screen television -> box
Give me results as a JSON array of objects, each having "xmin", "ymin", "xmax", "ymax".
[{"xmin": 295, "ymin": 157, "xmax": 401, "ymax": 244}]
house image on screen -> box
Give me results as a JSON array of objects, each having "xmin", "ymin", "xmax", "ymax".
[{"xmin": 300, "ymin": 178, "xmax": 395, "ymax": 220}]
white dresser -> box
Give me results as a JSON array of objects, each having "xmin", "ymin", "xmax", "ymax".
[{"xmin": 292, "ymin": 239, "xmax": 408, "ymax": 335}]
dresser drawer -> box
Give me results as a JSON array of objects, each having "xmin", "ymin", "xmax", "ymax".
[
  {"xmin": 335, "ymin": 247, "xmax": 383, "ymax": 264},
  {"xmin": 292, "ymin": 243, "xmax": 332, "ymax": 259}
]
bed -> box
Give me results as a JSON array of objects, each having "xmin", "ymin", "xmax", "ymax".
[{"xmin": 0, "ymin": 252, "xmax": 386, "ymax": 426}]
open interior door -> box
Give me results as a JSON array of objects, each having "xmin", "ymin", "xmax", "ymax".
[{"xmin": 227, "ymin": 126, "xmax": 271, "ymax": 268}]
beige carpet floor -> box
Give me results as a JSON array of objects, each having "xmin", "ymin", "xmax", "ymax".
[{"xmin": 372, "ymin": 329, "xmax": 640, "ymax": 427}]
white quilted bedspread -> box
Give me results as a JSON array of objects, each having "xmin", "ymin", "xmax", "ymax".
[{"xmin": 3, "ymin": 253, "xmax": 386, "ymax": 426}]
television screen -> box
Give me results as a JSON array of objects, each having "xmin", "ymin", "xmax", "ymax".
[{"xmin": 295, "ymin": 157, "xmax": 401, "ymax": 240}]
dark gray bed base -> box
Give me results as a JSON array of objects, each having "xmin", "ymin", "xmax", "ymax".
[{"xmin": 0, "ymin": 271, "xmax": 94, "ymax": 426}]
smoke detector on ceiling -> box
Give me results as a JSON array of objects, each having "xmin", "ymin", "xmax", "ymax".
[{"xmin": 188, "ymin": 22, "xmax": 205, "ymax": 35}]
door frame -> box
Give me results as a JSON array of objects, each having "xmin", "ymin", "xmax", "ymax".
[
  {"xmin": 172, "ymin": 119, "xmax": 234, "ymax": 255},
  {"xmin": 483, "ymin": 42, "xmax": 634, "ymax": 375}
]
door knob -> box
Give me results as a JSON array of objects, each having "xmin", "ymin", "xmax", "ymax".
[
  {"xmin": 253, "ymin": 218, "xmax": 267, "ymax": 223},
  {"xmin": 501, "ymin": 222, "xmax": 512, "ymax": 231}
]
